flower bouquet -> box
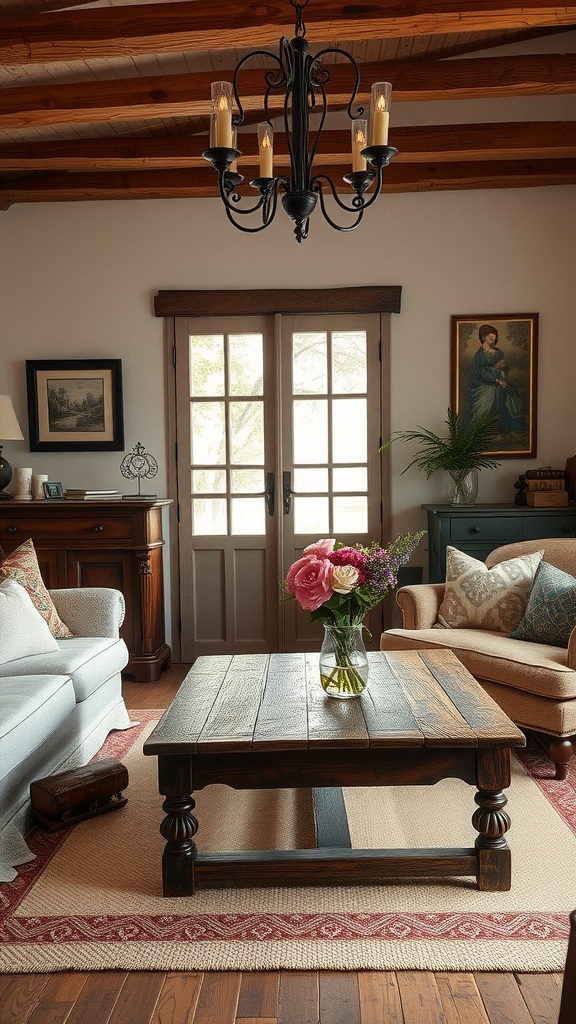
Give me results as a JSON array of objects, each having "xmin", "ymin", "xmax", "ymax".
[{"xmin": 281, "ymin": 532, "xmax": 425, "ymax": 697}]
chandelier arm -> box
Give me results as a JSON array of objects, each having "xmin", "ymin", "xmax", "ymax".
[
  {"xmin": 311, "ymin": 47, "xmax": 364, "ymax": 119},
  {"xmin": 223, "ymin": 175, "xmax": 288, "ymax": 232},
  {"xmin": 314, "ymin": 179, "xmax": 364, "ymax": 232},
  {"xmin": 306, "ymin": 70, "xmax": 327, "ymax": 172},
  {"xmin": 232, "ymin": 49, "xmax": 284, "ymax": 126},
  {"xmin": 217, "ymin": 173, "xmax": 267, "ymax": 217}
]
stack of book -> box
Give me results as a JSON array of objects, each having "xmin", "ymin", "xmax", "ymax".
[
  {"xmin": 64, "ymin": 488, "xmax": 122, "ymax": 500},
  {"xmin": 514, "ymin": 469, "xmax": 568, "ymax": 507}
]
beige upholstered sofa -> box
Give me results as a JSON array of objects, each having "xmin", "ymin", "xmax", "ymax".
[{"xmin": 381, "ymin": 538, "xmax": 576, "ymax": 779}]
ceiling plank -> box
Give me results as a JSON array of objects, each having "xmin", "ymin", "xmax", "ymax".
[
  {"xmin": 2, "ymin": 159, "xmax": 575, "ymax": 206},
  {"xmin": 2, "ymin": 0, "xmax": 576, "ymax": 64},
  {"xmin": 1, "ymin": 123, "xmax": 575, "ymax": 171},
  {"xmin": 0, "ymin": 54, "xmax": 575, "ymax": 130}
]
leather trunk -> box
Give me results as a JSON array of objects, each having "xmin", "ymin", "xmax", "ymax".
[{"xmin": 30, "ymin": 758, "xmax": 129, "ymax": 830}]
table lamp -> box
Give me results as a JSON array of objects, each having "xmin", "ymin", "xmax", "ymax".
[{"xmin": 0, "ymin": 395, "xmax": 25, "ymax": 500}]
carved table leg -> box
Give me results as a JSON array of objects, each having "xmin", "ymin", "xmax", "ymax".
[
  {"xmin": 473, "ymin": 748, "xmax": 512, "ymax": 891},
  {"xmin": 157, "ymin": 755, "xmax": 198, "ymax": 897}
]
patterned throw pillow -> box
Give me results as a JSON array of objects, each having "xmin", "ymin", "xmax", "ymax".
[
  {"xmin": 509, "ymin": 561, "xmax": 576, "ymax": 647},
  {"xmin": 0, "ymin": 579, "xmax": 60, "ymax": 663},
  {"xmin": 0, "ymin": 538, "xmax": 75, "ymax": 638},
  {"xmin": 436, "ymin": 545, "xmax": 544, "ymax": 633}
]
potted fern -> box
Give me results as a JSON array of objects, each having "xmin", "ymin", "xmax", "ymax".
[{"xmin": 380, "ymin": 409, "xmax": 501, "ymax": 505}]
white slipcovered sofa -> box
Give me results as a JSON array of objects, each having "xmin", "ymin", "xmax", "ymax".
[{"xmin": 0, "ymin": 586, "xmax": 132, "ymax": 882}]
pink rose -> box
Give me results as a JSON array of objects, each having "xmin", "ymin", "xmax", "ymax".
[
  {"xmin": 303, "ymin": 538, "xmax": 335, "ymax": 559},
  {"xmin": 289, "ymin": 556, "xmax": 334, "ymax": 611}
]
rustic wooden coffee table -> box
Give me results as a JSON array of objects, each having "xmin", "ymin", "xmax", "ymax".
[{"xmin": 143, "ymin": 648, "xmax": 525, "ymax": 897}]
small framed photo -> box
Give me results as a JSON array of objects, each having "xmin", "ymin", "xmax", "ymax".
[
  {"xmin": 42, "ymin": 481, "xmax": 64, "ymax": 500},
  {"xmin": 26, "ymin": 359, "xmax": 124, "ymax": 452},
  {"xmin": 450, "ymin": 314, "xmax": 538, "ymax": 459}
]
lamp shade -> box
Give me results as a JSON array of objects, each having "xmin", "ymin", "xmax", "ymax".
[{"xmin": 0, "ymin": 395, "xmax": 24, "ymax": 441}]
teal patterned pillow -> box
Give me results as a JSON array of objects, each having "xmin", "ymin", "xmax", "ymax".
[{"xmin": 509, "ymin": 561, "xmax": 576, "ymax": 647}]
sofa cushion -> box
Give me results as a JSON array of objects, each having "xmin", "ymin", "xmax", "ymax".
[
  {"xmin": 0, "ymin": 675, "xmax": 75, "ymax": 778},
  {"xmin": 0, "ymin": 637, "xmax": 128, "ymax": 703},
  {"xmin": 509, "ymin": 560, "xmax": 576, "ymax": 648},
  {"xmin": 0, "ymin": 539, "xmax": 74, "ymax": 639},
  {"xmin": 436, "ymin": 546, "xmax": 543, "ymax": 633},
  {"xmin": 381, "ymin": 626, "xmax": 576, "ymax": 700},
  {"xmin": 0, "ymin": 579, "xmax": 60, "ymax": 664}
]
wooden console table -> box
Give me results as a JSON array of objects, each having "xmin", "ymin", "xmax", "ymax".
[
  {"xmin": 0, "ymin": 497, "xmax": 171, "ymax": 681},
  {"xmin": 423, "ymin": 502, "xmax": 576, "ymax": 583}
]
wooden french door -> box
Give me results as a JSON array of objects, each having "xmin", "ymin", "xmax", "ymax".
[{"xmin": 174, "ymin": 312, "xmax": 388, "ymax": 660}]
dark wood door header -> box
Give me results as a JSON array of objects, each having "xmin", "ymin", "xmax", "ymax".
[{"xmin": 154, "ymin": 286, "xmax": 402, "ymax": 317}]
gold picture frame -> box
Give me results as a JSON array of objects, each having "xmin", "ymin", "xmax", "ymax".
[{"xmin": 450, "ymin": 314, "xmax": 538, "ymax": 459}]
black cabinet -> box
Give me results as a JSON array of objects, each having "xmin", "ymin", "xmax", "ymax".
[{"xmin": 422, "ymin": 503, "xmax": 576, "ymax": 583}]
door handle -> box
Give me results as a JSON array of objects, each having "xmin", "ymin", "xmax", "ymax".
[
  {"xmin": 283, "ymin": 472, "xmax": 293, "ymax": 515},
  {"xmin": 265, "ymin": 473, "xmax": 275, "ymax": 516}
]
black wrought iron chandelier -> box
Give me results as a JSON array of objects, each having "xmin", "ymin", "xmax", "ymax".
[{"xmin": 202, "ymin": 0, "xmax": 398, "ymax": 243}]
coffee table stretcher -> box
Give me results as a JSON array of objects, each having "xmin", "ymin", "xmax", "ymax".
[{"xmin": 144, "ymin": 651, "xmax": 524, "ymax": 897}]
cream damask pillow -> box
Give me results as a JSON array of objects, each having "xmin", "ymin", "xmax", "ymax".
[{"xmin": 436, "ymin": 546, "xmax": 544, "ymax": 633}]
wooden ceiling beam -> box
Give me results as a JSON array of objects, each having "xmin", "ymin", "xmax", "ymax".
[
  {"xmin": 2, "ymin": 1, "xmax": 576, "ymax": 65},
  {"xmin": 2, "ymin": 159, "xmax": 575, "ymax": 207},
  {"xmin": 0, "ymin": 54, "xmax": 575, "ymax": 131},
  {"xmin": 1, "ymin": 123, "xmax": 575, "ymax": 171}
]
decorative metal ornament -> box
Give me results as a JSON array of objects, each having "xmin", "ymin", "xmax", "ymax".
[
  {"xmin": 120, "ymin": 441, "xmax": 158, "ymax": 497},
  {"xmin": 203, "ymin": 0, "xmax": 398, "ymax": 242}
]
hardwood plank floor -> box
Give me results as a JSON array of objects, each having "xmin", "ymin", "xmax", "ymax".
[{"xmin": 5, "ymin": 664, "xmax": 564, "ymax": 1024}]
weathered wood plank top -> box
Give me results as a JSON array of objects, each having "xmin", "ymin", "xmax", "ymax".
[{"xmin": 143, "ymin": 649, "xmax": 525, "ymax": 756}]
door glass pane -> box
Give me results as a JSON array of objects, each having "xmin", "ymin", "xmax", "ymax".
[
  {"xmin": 294, "ymin": 496, "xmax": 329, "ymax": 535},
  {"xmin": 191, "ymin": 402, "xmax": 226, "ymax": 463},
  {"xmin": 293, "ymin": 333, "xmax": 327, "ymax": 394},
  {"xmin": 229, "ymin": 334, "xmax": 264, "ymax": 396},
  {"xmin": 192, "ymin": 469, "xmax": 226, "ymax": 492},
  {"xmin": 332, "ymin": 398, "xmax": 367, "ymax": 462},
  {"xmin": 293, "ymin": 400, "xmax": 328, "ymax": 463},
  {"xmin": 190, "ymin": 335, "xmax": 224, "ymax": 397},
  {"xmin": 231, "ymin": 469, "xmax": 265, "ymax": 493},
  {"xmin": 294, "ymin": 467, "xmax": 329, "ymax": 492},
  {"xmin": 193, "ymin": 498, "xmax": 227, "ymax": 535},
  {"xmin": 332, "ymin": 331, "xmax": 367, "ymax": 394},
  {"xmin": 230, "ymin": 401, "xmax": 264, "ymax": 463},
  {"xmin": 333, "ymin": 496, "xmax": 368, "ymax": 534},
  {"xmin": 231, "ymin": 497, "xmax": 265, "ymax": 535},
  {"xmin": 333, "ymin": 467, "xmax": 367, "ymax": 491}
]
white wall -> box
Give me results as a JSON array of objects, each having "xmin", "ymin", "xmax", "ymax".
[{"xmin": 1, "ymin": 184, "xmax": 575, "ymax": 615}]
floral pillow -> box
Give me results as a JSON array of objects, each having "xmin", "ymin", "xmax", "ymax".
[
  {"xmin": 436, "ymin": 545, "xmax": 544, "ymax": 633},
  {"xmin": 0, "ymin": 538, "xmax": 75, "ymax": 638},
  {"xmin": 509, "ymin": 561, "xmax": 576, "ymax": 647}
]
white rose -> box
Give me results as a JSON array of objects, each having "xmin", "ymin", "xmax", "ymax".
[{"xmin": 331, "ymin": 565, "xmax": 359, "ymax": 594}]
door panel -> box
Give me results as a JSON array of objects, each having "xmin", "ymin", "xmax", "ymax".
[{"xmin": 175, "ymin": 312, "xmax": 388, "ymax": 660}]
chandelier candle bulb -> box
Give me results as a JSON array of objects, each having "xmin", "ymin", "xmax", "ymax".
[
  {"xmin": 258, "ymin": 124, "xmax": 274, "ymax": 178},
  {"xmin": 371, "ymin": 82, "xmax": 391, "ymax": 146},
  {"xmin": 211, "ymin": 81, "xmax": 233, "ymax": 148},
  {"xmin": 351, "ymin": 120, "xmax": 367, "ymax": 171}
]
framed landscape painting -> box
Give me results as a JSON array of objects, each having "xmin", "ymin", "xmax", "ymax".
[
  {"xmin": 450, "ymin": 314, "xmax": 538, "ymax": 459},
  {"xmin": 26, "ymin": 359, "xmax": 124, "ymax": 452}
]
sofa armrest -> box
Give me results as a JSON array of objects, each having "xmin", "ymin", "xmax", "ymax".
[
  {"xmin": 396, "ymin": 584, "xmax": 446, "ymax": 629},
  {"xmin": 49, "ymin": 588, "xmax": 125, "ymax": 637},
  {"xmin": 568, "ymin": 627, "xmax": 576, "ymax": 670}
]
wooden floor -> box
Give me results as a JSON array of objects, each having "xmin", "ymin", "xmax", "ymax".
[{"xmin": 1, "ymin": 664, "xmax": 566, "ymax": 1024}]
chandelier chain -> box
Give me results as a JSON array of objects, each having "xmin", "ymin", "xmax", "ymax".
[{"xmin": 290, "ymin": 0, "xmax": 309, "ymax": 37}]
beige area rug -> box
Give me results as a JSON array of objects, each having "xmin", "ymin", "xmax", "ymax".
[{"xmin": 1, "ymin": 711, "xmax": 574, "ymax": 973}]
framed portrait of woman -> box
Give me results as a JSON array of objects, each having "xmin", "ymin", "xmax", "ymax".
[{"xmin": 450, "ymin": 313, "xmax": 538, "ymax": 458}]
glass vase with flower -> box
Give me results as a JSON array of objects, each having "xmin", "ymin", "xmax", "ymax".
[{"xmin": 281, "ymin": 532, "xmax": 425, "ymax": 698}]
